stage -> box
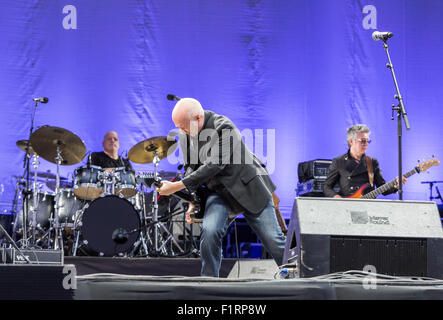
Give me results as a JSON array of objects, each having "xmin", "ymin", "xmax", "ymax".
[
  {"xmin": 69, "ymin": 257, "xmax": 443, "ymax": 300},
  {"xmin": 2, "ymin": 256, "xmax": 443, "ymax": 301}
]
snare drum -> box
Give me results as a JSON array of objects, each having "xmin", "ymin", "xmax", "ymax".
[
  {"xmin": 73, "ymin": 165, "xmax": 104, "ymax": 200},
  {"xmin": 114, "ymin": 167, "xmax": 137, "ymax": 198}
]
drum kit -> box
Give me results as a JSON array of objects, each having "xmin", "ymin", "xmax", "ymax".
[{"xmin": 12, "ymin": 125, "xmax": 199, "ymax": 258}]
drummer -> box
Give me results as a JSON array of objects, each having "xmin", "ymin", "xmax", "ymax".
[{"xmin": 88, "ymin": 131, "xmax": 132, "ymax": 170}]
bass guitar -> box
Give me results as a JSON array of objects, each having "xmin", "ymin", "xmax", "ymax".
[{"xmin": 347, "ymin": 158, "xmax": 439, "ymax": 199}]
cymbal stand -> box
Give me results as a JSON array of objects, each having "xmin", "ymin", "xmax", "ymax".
[
  {"xmin": 130, "ymin": 188, "xmax": 150, "ymax": 257},
  {"xmin": 149, "ymin": 151, "xmax": 184, "ymax": 255},
  {"xmin": 50, "ymin": 146, "xmax": 63, "ymax": 251},
  {"xmin": 10, "ymin": 176, "xmax": 23, "ymax": 241},
  {"xmin": 72, "ymin": 208, "xmax": 84, "ymax": 256},
  {"xmin": 30, "ymin": 155, "xmax": 40, "ymax": 245},
  {"xmin": 19, "ymin": 100, "xmax": 39, "ymax": 248}
]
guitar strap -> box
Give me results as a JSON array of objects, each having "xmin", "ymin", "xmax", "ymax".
[{"xmin": 366, "ymin": 156, "xmax": 374, "ymax": 187}]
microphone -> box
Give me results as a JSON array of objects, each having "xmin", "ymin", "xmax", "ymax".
[
  {"xmin": 33, "ymin": 97, "xmax": 49, "ymax": 103},
  {"xmin": 167, "ymin": 94, "xmax": 181, "ymax": 101},
  {"xmin": 372, "ymin": 31, "xmax": 393, "ymax": 41}
]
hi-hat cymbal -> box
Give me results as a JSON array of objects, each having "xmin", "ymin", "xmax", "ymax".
[
  {"xmin": 30, "ymin": 171, "xmax": 68, "ymax": 180},
  {"xmin": 128, "ymin": 136, "xmax": 177, "ymax": 164},
  {"xmin": 16, "ymin": 140, "xmax": 38, "ymax": 156},
  {"xmin": 30, "ymin": 126, "xmax": 87, "ymax": 166},
  {"xmin": 46, "ymin": 179, "xmax": 73, "ymax": 191}
]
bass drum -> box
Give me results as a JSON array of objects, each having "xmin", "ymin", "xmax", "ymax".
[{"xmin": 80, "ymin": 195, "xmax": 140, "ymax": 256}]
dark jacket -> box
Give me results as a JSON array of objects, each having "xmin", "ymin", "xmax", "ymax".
[
  {"xmin": 180, "ymin": 110, "xmax": 276, "ymax": 214},
  {"xmin": 323, "ymin": 151, "xmax": 396, "ymax": 198}
]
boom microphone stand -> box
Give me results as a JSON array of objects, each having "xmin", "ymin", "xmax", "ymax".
[
  {"xmin": 20, "ymin": 99, "xmax": 41, "ymax": 247},
  {"xmin": 374, "ymin": 31, "xmax": 410, "ymax": 200}
]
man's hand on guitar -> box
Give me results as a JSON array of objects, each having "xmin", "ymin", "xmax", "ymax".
[
  {"xmin": 393, "ymin": 176, "xmax": 407, "ymax": 189},
  {"xmin": 185, "ymin": 202, "xmax": 197, "ymax": 224},
  {"xmin": 157, "ymin": 180, "xmax": 185, "ymax": 196}
]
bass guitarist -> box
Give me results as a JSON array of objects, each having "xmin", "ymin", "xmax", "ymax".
[
  {"xmin": 323, "ymin": 124, "xmax": 407, "ymax": 198},
  {"xmin": 156, "ymin": 98, "xmax": 286, "ymax": 277}
]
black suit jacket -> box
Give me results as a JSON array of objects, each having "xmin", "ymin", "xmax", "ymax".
[
  {"xmin": 323, "ymin": 151, "xmax": 396, "ymax": 198},
  {"xmin": 180, "ymin": 110, "xmax": 276, "ymax": 214}
]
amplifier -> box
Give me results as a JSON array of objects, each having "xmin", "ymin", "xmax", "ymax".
[
  {"xmin": 284, "ymin": 197, "xmax": 443, "ymax": 278},
  {"xmin": 0, "ymin": 248, "xmax": 63, "ymax": 265},
  {"xmin": 298, "ymin": 159, "xmax": 332, "ymax": 183},
  {"xmin": 296, "ymin": 178, "xmax": 340, "ymax": 197}
]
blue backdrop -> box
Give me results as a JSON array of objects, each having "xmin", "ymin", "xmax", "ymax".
[{"xmin": 0, "ymin": 0, "xmax": 442, "ymax": 217}]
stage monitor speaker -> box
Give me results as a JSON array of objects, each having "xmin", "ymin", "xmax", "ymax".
[
  {"xmin": 283, "ymin": 198, "xmax": 443, "ymax": 279},
  {"xmin": 227, "ymin": 259, "xmax": 278, "ymax": 279}
]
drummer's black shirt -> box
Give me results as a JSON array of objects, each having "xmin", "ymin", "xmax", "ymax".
[{"xmin": 88, "ymin": 152, "xmax": 132, "ymax": 169}]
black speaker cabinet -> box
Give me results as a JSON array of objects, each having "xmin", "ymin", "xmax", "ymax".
[{"xmin": 284, "ymin": 198, "xmax": 443, "ymax": 279}]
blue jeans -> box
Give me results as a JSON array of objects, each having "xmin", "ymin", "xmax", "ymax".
[{"xmin": 200, "ymin": 193, "xmax": 287, "ymax": 277}]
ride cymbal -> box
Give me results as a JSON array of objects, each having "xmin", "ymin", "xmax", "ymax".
[
  {"xmin": 128, "ymin": 136, "xmax": 177, "ymax": 164},
  {"xmin": 30, "ymin": 126, "xmax": 87, "ymax": 165}
]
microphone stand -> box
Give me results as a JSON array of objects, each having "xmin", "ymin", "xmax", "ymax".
[
  {"xmin": 20, "ymin": 100, "xmax": 40, "ymax": 247},
  {"xmin": 381, "ymin": 39, "xmax": 411, "ymax": 200}
]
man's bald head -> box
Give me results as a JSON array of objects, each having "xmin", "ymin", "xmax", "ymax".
[
  {"xmin": 172, "ymin": 98, "xmax": 205, "ymax": 136},
  {"xmin": 102, "ymin": 131, "xmax": 119, "ymax": 157}
]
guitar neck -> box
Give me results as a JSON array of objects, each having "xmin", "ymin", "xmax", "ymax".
[
  {"xmin": 363, "ymin": 167, "xmax": 418, "ymax": 199},
  {"xmin": 152, "ymin": 180, "xmax": 196, "ymax": 203}
]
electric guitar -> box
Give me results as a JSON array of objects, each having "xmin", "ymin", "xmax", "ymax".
[
  {"xmin": 137, "ymin": 172, "xmax": 209, "ymax": 220},
  {"xmin": 347, "ymin": 158, "xmax": 439, "ymax": 199}
]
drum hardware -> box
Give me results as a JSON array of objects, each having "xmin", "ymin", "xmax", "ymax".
[
  {"xmin": 128, "ymin": 188, "xmax": 150, "ymax": 257},
  {"xmin": 128, "ymin": 136, "xmax": 183, "ymax": 256},
  {"xmin": 15, "ymin": 98, "xmax": 47, "ymax": 249},
  {"xmin": 147, "ymin": 151, "xmax": 183, "ymax": 255},
  {"xmin": 102, "ymin": 168, "xmax": 118, "ymax": 196},
  {"xmin": 15, "ymin": 138, "xmax": 43, "ymax": 247},
  {"xmin": 30, "ymin": 126, "xmax": 86, "ymax": 251}
]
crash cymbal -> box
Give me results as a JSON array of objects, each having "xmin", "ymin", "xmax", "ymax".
[
  {"xmin": 128, "ymin": 136, "xmax": 177, "ymax": 164},
  {"xmin": 30, "ymin": 126, "xmax": 87, "ymax": 165},
  {"xmin": 16, "ymin": 140, "xmax": 38, "ymax": 156}
]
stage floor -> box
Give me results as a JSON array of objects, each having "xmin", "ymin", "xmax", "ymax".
[
  {"xmin": 2, "ymin": 257, "xmax": 443, "ymax": 302},
  {"xmin": 63, "ymin": 256, "xmax": 443, "ymax": 300}
]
